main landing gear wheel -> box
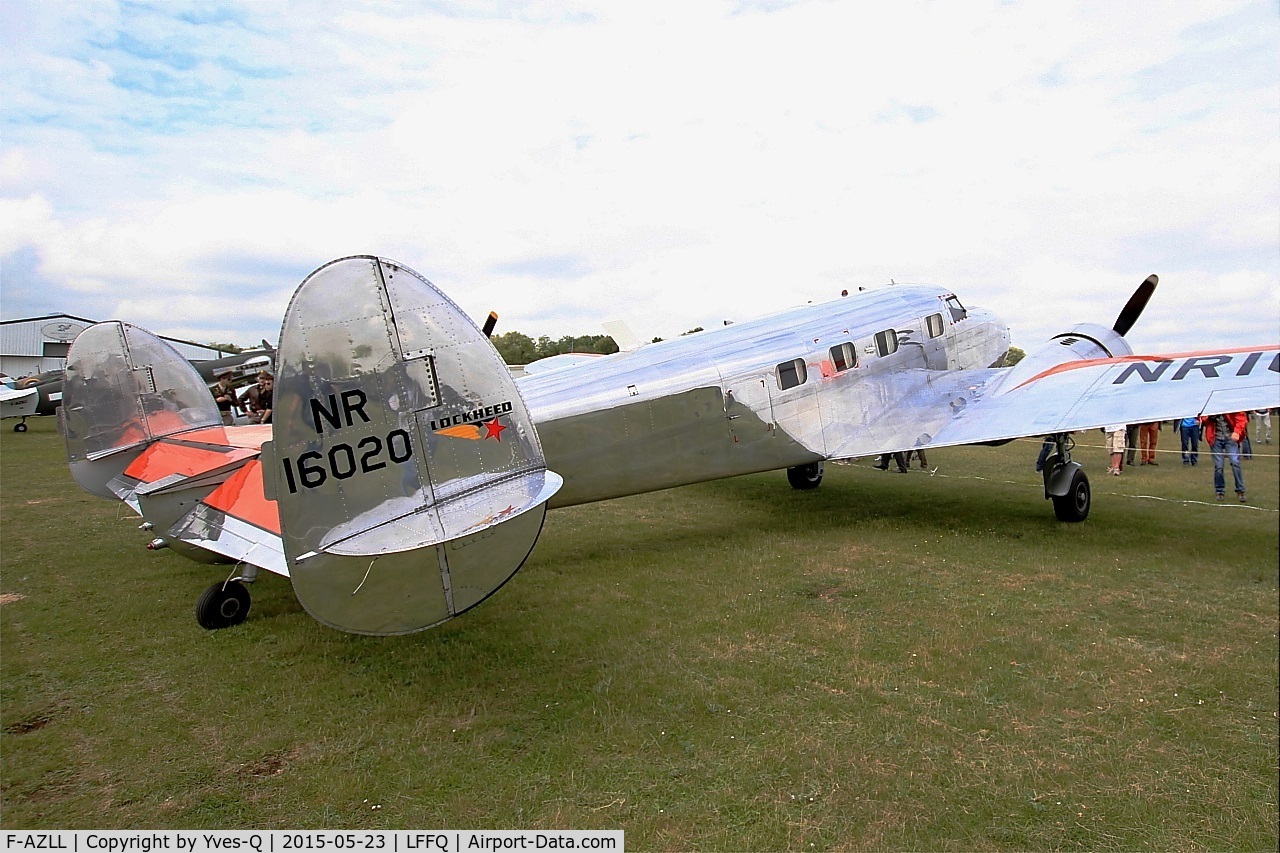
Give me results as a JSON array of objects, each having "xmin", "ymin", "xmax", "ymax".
[
  {"xmin": 13, "ymin": 421, "xmax": 27, "ymax": 432},
  {"xmin": 787, "ymin": 461, "xmax": 824, "ymax": 490},
  {"xmin": 195, "ymin": 580, "xmax": 251, "ymax": 629},
  {"xmin": 1052, "ymin": 468, "xmax": 1091, "ymax": 523}
]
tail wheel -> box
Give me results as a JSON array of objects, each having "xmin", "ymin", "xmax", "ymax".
[
  {"xmin": 195, "ymin": 580, "xmax": 251, "ymax": 629},
  {"xmin": 787, "ymin": 461, "xmax": 824, "ymax": 490},
  {"xmin": 1052, "ymin": 468, "xmax": 1090, "ymax": 523}
]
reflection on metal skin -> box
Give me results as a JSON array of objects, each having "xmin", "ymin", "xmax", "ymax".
[
  {"xmin": 522, "ymin": 285, "xmax": 1012, "ymax": 503},
  {"xmin": 267, "ymin": 256, "xmax": 561, "ymax": 635},
  {"xmin": 63, "ymin": 321, "xmax": 224, "ymax": 498}
]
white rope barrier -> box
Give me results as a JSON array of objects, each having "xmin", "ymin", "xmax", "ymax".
[{"xmin": 840, "ymin": 446, "xmax": 1278, "ymax": 514}]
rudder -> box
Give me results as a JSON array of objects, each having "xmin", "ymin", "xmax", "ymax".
[{"xmin": 262, "ymin": 256, "xmax": 561, "ymax": 635}]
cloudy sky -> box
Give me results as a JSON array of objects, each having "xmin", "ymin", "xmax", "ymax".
[{"xmin": 1, "ymin": 1, "xmax": 1277, "ymax": 354}]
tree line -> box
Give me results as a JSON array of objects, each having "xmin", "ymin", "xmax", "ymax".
[{"xmin": 489, "ymin": 332, "xmax": 619, "ymax": 365}]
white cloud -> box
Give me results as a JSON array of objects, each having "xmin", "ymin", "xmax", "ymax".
[{"xmin": 0, "ymin": 0, "xmax": 1275, "ymax": 354}]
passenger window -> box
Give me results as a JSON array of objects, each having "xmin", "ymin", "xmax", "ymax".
[
  {"xmin": 926, "ymin": 313, "xmax": 944, "ymax": 338},
  {"xmin": 829, "ymin": 342, "xmax": 858, "ymax": 372},
  {"xmin": 777, "ymin": 358, "xmax": 807, "ymax": 390},
  {"xmin": 945, "ymin": 296, "xmax": 967, "ymax": 322},
  {"xmin": 874, "ymin": 329, "xmax": 899, "ymax": 357}
]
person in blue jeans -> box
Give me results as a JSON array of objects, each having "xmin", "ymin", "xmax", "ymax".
[
  {"xmin": 1201, "ymin": 412, "xmax": 1247, "ymax": 502},
  {"xmin": 1178, "ymin": 416, "xmax": 1200, "ymax": 465}
]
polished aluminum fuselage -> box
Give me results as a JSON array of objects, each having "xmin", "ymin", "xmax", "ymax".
[{"xmin": 520, "ymin": 285, "xmax": 1010, "ymax": 507}]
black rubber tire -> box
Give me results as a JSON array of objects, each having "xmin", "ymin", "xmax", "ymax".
[
  {"xmin": 1052, "ymin": 468, "xmax": 1091, "ymax": 523},
  {"xmin": 787, "ymin": 461, "xmax": 824, "ymax": 490},
  {"xmin": 195, "ymin": 580, "xmax": 251, "ymax": 629},
  {"xmin": 13, "ymin": 422, "xmax": 27, "ymax": 432}
]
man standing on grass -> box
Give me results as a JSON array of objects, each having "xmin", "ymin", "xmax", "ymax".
[
  {"xmin": 1201, "ymin": 412, "xmax": 1248, "ymax": 502},
  {"xmin": 1105, "ymin": 424, "xmax": 1126, "ymax": 476},
  {"xmin": 1139, "ymin": 421, "xmax": 1160, "ymax": 465},
  {"xmin": 1254, "ymin": 409, "xmax": 1272, "ymax": 444},
  {"xmin": 1179, "ymin": 416, "xmax": 1200, "ymax": 466}
]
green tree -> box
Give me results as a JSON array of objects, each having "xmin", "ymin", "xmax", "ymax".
[
  {"xmin": 1003, "ymin": 346, "xmax": 1026, "ymax": 366},
  {"xmin": 491, "ymin": 331, "xmax": 538, "ymax": 365},
  {"xmin": 491, "ymin": 330, "xmax": 620, "ymax": 364}
]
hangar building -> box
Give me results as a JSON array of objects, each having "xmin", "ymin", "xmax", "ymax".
[{"xmin": 0, "ymin": 314, "xmax": 234, "ymax": 379}]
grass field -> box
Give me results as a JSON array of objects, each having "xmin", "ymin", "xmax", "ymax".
[{"xmin": 2, "ymin": 415, "xmax": 1277, "ymax": 850}]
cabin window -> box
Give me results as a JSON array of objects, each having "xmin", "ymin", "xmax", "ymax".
[
  {"xmin": 926, "ymin": 313, "xmax": 944, "ymax": 338},
  {"xmin": 777, "ymin": 358, "xmax": 807, "ymax": 390},
  {"xmin": 945, "ymin": 296, "xmax": 967, "ymax": 322},
  {"xmin": 829, "ymin": 342, "xmax": 858, "ymax": 372},
  {"xmin": 874, "ymin": 329, "xmax": 899, "ymax": 357}
]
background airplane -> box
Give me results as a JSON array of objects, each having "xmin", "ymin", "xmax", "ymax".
[
  {"xmin": 0, "ymin": 384, "xmax": 39, "ymax": 430},
  {"xmin": 58, "ymin": 256, "xmax": 1279, "ymax": 635},
  {"xmin": 1, "ymin": 343, "xmax": 274, "ymax": 431}
]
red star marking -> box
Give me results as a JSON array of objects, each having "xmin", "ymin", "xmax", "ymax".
[{"xmin": 483, "ymin": 417, "xmax": 508, "ymax": 441}]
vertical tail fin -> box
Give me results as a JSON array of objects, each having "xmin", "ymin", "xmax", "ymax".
[
  {"xmin": 62, "ymin": 321, "xmax": 223, "ymax": 497},
  {"xmin": 262, "ymin": 256, "xmax": 561, "ymax": 635}
]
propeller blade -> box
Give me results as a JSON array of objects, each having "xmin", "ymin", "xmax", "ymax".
[
  {"xmin": 481, "ymin": 311, "xmax": 498, "ymax": 338},
  {"xmin": 1112, "ymin": 274, "xmax": 1158, "ymax": 337}
]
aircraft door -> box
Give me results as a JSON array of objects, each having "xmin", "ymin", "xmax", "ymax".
[
  {"xmin": 723, "ymin": 374, "xmax": 774, "ymax": 444},
  {"xmin": 923, "ymin": 338, "xmax": 948, "ymax": 371}
]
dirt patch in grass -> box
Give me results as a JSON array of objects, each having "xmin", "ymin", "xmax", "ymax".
[
  {"xmin": 3, "ymin": 705, "xmax": 63, "ymax": 734},
  {"xmin": 0, "ymin": 593, "xmax": 26, "ymax": 606},
  {"xmin": 237, "ymin": 745, "xmax": 307, "ymax": 778}
]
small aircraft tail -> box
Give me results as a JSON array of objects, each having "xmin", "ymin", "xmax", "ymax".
[
  {"xmin": 260, "ymin": 256, "xmax": 562, "ymax": 635},
  {"xmin": 62, "ymin": 321, "xmax": 224, "ymax": 498}
]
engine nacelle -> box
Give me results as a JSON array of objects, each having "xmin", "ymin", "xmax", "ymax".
[{"xmin": 999, "ymin": 323, "xmax": 1134, "ymax": 394}]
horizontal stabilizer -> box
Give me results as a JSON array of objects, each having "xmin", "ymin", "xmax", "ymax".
[{"xmin": 167, "ymin": 460, "xmax": 288, "ymax": 577}]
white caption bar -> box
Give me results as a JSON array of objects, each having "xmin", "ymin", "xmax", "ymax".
[{"xmin": 2, "ymin": 832, "xmax": 623, "ymax": 853}]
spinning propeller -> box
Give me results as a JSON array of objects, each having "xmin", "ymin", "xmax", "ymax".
[{"xmin": 1112, "ymin": 274, "xmax": 1158, "ymax": 337}]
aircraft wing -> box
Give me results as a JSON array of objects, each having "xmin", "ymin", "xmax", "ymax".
[
  {"xmin": 828, "ymin": 346, "xmax": 1279, "ymax": 458},
  {"xmin": 0, "ymin": 385, "xmax": 39, "ymax": 419},
  {"xmin": 521, "ymin": 352, "xmax": 605, "ymax": 376}
]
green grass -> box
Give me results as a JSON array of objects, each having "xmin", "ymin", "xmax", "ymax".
[{"xmin": 3, "ymin": 415, "xmax": 1277, "ymax": 850}]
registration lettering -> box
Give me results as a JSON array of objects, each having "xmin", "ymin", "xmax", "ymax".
[
  {"xmin": 280, "ymin": 391, "xmax": 413, "ymax": 494},
  {"xmin": 1112, "ymin": 351, "xmax": 1278, "ymax": 385}
]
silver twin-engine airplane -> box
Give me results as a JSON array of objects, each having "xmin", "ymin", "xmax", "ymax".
[{"xmin": 60, "ymin": 256, "xmax": 1280, "ymax": 635}]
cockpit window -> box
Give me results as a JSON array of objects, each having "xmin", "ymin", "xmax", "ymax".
[
  {"xmin": 829, "ymin": 342, "xmax": 858, "ymax": 372},
  {"xmin": 777, "ymin": 358, "xmax": 807, "ymax": 390},
  {"xmin": 945, "ymin": 296, "xmax": 967, "ymax": 322}
]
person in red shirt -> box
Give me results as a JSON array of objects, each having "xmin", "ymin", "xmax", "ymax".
[{"xmin": 1200, "ymin": 412, "xmax": 1248, "ymax": 501}]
